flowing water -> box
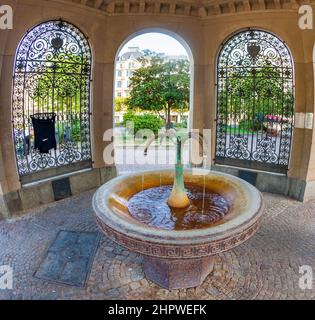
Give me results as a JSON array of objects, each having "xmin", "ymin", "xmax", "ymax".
[{"xmin": 127, "ymin": 185, "xmax": 230, "ymax": 230}]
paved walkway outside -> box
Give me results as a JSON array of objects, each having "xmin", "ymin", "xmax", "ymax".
[
  {"xmin": 114, "ymin": 144, "xmax": 189, "ymax": 174},
  {"xmin": 0, "ymin": 185, "xmax": 314, "ymax": 300}
]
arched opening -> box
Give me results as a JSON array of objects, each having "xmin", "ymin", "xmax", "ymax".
[
  {"xmin": 12, "ymin": 20, "xmax": 92, "ymax": 183},
  {"xmin": 215, "ymin": 29, "xmax": 294, "ymax": 174},
  {"xmin": 113, "ymin": 30, "xmax": 194, "ymax": 174}
]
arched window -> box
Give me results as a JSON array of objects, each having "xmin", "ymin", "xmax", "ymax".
[
  {"xmin": 12, "ymin": 20, "xmax": 92, "ymax": 180},
  {"xmin": 215, "ymin": 29, "xmax": 294, "ymax": 174}
]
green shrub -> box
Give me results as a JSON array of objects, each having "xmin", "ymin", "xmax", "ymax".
[
  {"xmin": 174, "ymin": 121, "xmax": 187, "ymax": 129},
  {"xmin": 123, "ymin": 112, "xmax": 163, "ymax": 136},
  {"xmin": 239, "ymin": 116, "xmax": 266, "ymax": 132},
  {"xmin": 71, "ymin": 119, "xmax": 81, "ymax": 142},
  {"xmin": 238, "ymin": 119, "xmax": 250, "ymax": 130},
  {"xmin": 122, "ymin": 111, "xmax": 135, "ymax": 125}
]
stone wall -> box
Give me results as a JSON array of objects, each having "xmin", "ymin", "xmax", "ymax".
[{"xmin": 0, "ymin": 167, "xmax": 117, "ymax": 219}]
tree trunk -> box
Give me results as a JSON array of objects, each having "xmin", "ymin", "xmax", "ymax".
[
  {"xmin": 166, "ymin": 102, "xmax": 172, "ymax": 130},
  {"xmin": 157, "ymin": 110, "xmax": 164, "ymax": 120},
  {"xmin": 164, "ymin": 107, "xmax": 168, "ymax": 126}
]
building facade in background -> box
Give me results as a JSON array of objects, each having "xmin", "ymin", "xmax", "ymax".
[{"xmin": 115, "ymin": 47, "xmax": 144, "ymax": 98}]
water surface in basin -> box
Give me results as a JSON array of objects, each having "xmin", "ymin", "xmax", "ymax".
[{"xmin": 127, "ymin": 185, "xmax": 230, "ymax": 230}]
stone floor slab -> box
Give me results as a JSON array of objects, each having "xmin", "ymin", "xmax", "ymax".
[{"xmin": 34, "ymin": 230, "xmax": 100, "ymax": 287}]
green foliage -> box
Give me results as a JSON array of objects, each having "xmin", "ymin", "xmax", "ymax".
[
  {"xmin": 173, "ymin": 103, "xmax": 189, "ymax": 114},
  {"xmin": 122, "ymin": 111, "xmax": 135, "ymax": 124},
  {"xmin": 122, "ymin": 112, "xmax": 163, "ymax": 136},
  {"xmin": 33, "ymin": 53, "xmax": 89, "ymax": 113},
  {"xmin": 30, "ymin": 53, "xmax": 90, "ymax": 143},
  {"xmin": 238, "ymin": 116, "xmax": 266, "ymax": 132},
  {"xmin": 55, "ymin": 119, "xmax": 81, "ymax": 143},
  {"xmin": 126, "ymin": 55, "xmax": 190, "ymax": 127},
  {"xmin": 218, "ymin": 63, "xmax": 294, "ymax": 123},
  {"xmin": 174, "ymin": 121, "xmax": 188, "ymax": 129},
  {"xmin": 70, "ymin": 119, "xmax": 81, "ymax": 141},
  {"xmin": 114, "ymin": 97, "xmax": 128, "ymax": 112}
]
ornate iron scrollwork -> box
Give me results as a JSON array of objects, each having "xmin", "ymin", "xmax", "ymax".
[
  {"xmin": 12, "ymin": 20, "xmax": 92, "ymax": 177},
  {"xmin": 226, "ymin": 136, "xmax": 251, "ymax": 160},
  {"xmin": 215, "ymin": 30, "xmax": 294, "ymax": 173}
]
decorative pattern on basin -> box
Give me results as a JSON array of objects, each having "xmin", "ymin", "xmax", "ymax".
[{"xmin": 96, "ymin": 215, "xmax": 262, "ymax": 259}]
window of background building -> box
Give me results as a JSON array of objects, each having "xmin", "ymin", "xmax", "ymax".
[{"xmin": 171, "ymin": 115, "xmax": 178, "ymax": 123}]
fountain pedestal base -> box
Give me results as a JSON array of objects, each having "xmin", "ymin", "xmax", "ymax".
[{"xmin": 143, "ymin": 255, "xmax": 215, "ymax": 290}]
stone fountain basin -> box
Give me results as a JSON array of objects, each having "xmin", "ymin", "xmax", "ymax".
[{"xmin": 93, "ymin": 169, "xmax": 264, "ymax": 289}]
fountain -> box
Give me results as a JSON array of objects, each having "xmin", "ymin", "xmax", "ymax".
[{"xmin": 93, "ymin": 130, "xmax": 264, "ymax": 289}]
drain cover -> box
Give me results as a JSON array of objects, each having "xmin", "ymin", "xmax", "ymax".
[{"xmin": 35, "ymin": 230, "xmax": 100, "ymax": 287}]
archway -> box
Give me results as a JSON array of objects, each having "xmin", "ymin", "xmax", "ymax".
[
  {"xmin": 113, "ymin": 29, "xmax": 194, "ymax": 174},
  {"xmin": 12, "ymin": 20, "xmax": 92, "ymax": 183},
  {"xmin": 215, "ymin": 29, "xmax": 294, "ymax": 174}
]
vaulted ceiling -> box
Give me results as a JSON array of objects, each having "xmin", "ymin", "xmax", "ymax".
[{"xmin": 57, "ymin": 0, "xmax": 311, "ymax": 18}]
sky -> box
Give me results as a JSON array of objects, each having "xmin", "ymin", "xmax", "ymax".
[{"xmin": 118, "ymin": 33, "xmax": 189, "ymax": 57}]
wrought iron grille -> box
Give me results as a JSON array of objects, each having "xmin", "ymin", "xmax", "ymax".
[
  {"xmin": 215, "ymin": 30, "xmax": 294, "ymax": 174},
  {"xmin": 12, "ymin": 20, "xmax": 92, "ymax": 177}
]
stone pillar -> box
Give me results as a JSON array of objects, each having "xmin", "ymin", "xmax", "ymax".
[
  {"xmin": 293, "ymin": 41, "xmax": 315, "ymax": 201},
  {"xmin": 204, "ymin": 62, "xmax": 216, "ymax": 168},
  {"xmin": 0, "ymin": 25, "xmax": 22, "ymax": 219},
  {"xmin": 0, "ymin": 54, "xmax": 21, "ymax": 193},
  {"xmin": 190, "ymin": 63, "xmax": 207, "ymax": 167},
  {"xmin": 90, "ymin": 60, "xmax": 117, "ymax": 181},
  {"xmin": 0, "ymin": 144, "xmax": 10, "ymax": 220}
]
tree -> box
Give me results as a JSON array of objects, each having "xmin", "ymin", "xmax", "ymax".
[
  {"xmin": 126, "ymin": 53, "xmax": 190, "ymax": 129},
  {"xmin": 30, "ymin": 52, "xmax": 90, "ymax": 142},
  {"xmin": 31, "ymin": 52, "xmax": 90, "ymax": 114},
  {"xmin": 217, "ymin": 61, "xmax": 294, "ymax": 131},
  {"xmin": 114, "ymin": 97, "xmax": 128, "ymax": 112}
]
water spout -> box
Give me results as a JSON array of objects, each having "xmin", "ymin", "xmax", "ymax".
[{"xmin": 144, "ymin": 129, "xmax": 206, "ymax": 208}]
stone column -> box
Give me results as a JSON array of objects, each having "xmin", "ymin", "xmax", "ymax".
[
  {"xmin": 90, "ymin": 61, "xmax": 117, "ymax": 183},
  {"xmin": 190, "ymin": 63, "xmax": 207, "ymax": 167},
  {"xmin": 0, "ymin": 54, "xmax": 21, "ymax": 192},
  {"xmin": 0, "ymin": 143, "xmax": 10, "ymax": 219},
  {"xmin": 292, "ymin": 39, "xmax": 315, "ymax": 201}
]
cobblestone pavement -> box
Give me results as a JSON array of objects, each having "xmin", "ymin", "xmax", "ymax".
[{"xmin": 0, "ymin": 188, "xmax": 314, "ymax": 300}]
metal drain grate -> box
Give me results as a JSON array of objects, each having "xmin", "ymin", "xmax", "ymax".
[{"xmin": 35, "ymin": 230, "xmax": 100, "ymax": 287}]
